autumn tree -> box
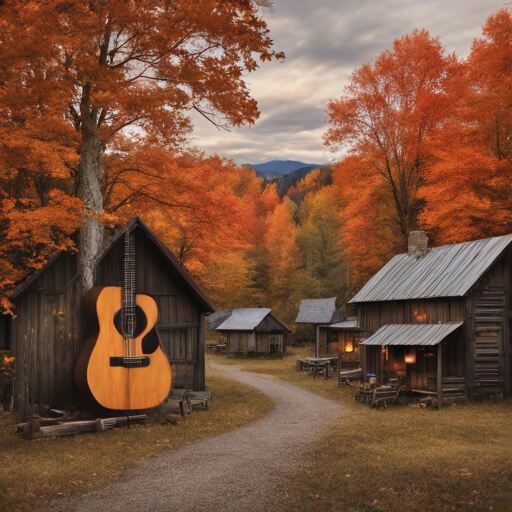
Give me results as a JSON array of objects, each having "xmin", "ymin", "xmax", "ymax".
[
  {"xmin": 0, "ymin": 0, "xmax": 283, "ymax": 292},
  {"xmin": 325, "ymin": 29, "xmax": 461, "ymax": 250},
  {"xmin": 420, "ymin": 8, "xmax": 512, "ymax": 243},
  {"xmin": 286, "ymin": 166, "xmax": 333, "ymax": 208},
  {"xmin": 331, "ymin": 156, "xmax": 403, "ymax": 291},
  {"xmin": 263, "ymin": 197, "xmax": 300, "ymax": 323},
  {"xmin": 295, "ymin": 186, "xmax": 347, "ymax": 300}
]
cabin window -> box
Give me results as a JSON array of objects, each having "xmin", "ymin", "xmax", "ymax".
[{"xmin": 0, "ymin": 315, "xmax": 11, "ymax": 352}]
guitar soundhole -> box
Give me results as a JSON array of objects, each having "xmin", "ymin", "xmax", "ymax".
[{"xmin": 113, "ymin": 306, "xmax": 148, "ymax": 338}]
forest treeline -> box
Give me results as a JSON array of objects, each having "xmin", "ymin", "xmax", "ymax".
[{"xmin": 1, "ymin": 6, "xmax": 512, "ymax": 331}]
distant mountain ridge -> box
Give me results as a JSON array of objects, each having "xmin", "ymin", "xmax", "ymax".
[{"xmin": 247, "ymin": 159, "xmax": 323, "ymax": 179}]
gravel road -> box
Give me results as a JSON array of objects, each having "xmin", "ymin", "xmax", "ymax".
[{"xmin": 45, "ymin": 360, "xmax": 341, "ymax": 512}]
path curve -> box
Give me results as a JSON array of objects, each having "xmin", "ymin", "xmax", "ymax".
[{"xmin": 45, "ymin": 360, "xmax": 341, "ymax": 512}]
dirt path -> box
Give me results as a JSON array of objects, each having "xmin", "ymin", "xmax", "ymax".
[{"xmin": 46, "ymin": 361, "xmax": 341, "ymax": 512}]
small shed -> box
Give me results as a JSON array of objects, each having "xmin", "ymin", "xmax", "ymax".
[
  {"xmin": 349, "ymin": 231, "xmax": 512, "ymax": 407},
  {"xmin": 216, "ymin": 308, "xmax": 292, "ymax": 356},
  {"xmin": 295, "ymin": 298, "xmax": 342, "ymax": 357},
  {"xmin": 6, "ymin": 217, "xmax": 216, "ymax": 421},
  {"xmin": 317, "ymin": 319, "xmax": 371, "ymax": 369}
]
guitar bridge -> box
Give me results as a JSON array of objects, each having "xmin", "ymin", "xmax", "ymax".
[{"xmin": 110, "ymin": 356, "xmax": 151, "ymax": 368}]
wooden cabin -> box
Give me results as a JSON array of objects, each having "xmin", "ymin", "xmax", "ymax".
[
  {"xmin": 216, "ymin": 309, "xmax": 292, "ymax": 356},
  {"xmin": 6, "ymin": 217, "xmax": 216, "ymax": 421},
  {"xmin": 295, "ymin": 298, "xmax": 343, "ymax": 357},
  {"xmin": 318, "ymin": 319, "xmax": 371, "ymax": 369},
  {"xmin": 350, "ymin": 231, "xmax": 512, "ymax": 406}
]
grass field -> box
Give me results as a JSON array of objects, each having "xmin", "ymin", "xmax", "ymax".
[
  {"xmin": 213, "ymin": 346, "xmax": 512, "ymax": 511},
  {"xmin": 0, "ymin": 375, "xmax": 275, "ymax": 512}
]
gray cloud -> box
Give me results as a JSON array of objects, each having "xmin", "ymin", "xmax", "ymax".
[{"xmin": 191, "ymin": 0, "xmax": 504, "ymax": 165}]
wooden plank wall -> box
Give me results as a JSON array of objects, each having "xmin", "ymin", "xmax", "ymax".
[
  {"xmin": 225, "ymin": 331, "xmax": 285, "ymax": 355},
  {"xmin": 12, "ymin": 252, "xmax": 81, "ymax": 423},
  {"xmin": 357, "ymin": 298, "xmax": 466, "ymax": 331},
  {"xmin": 466, "ymin": 255, "xmax": 509, "ymax": 399}
]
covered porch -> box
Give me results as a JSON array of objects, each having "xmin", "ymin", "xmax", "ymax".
[{"xmin": 361, "ymin": 323, "xmax": 465, "ymax": 409}]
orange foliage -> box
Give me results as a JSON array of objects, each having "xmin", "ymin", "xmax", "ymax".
[
  {"xmin": 0, "ymin": 0, "xmax": 283, "ymax": 310},
  {"xmin": 325, "ymin": 30, "xmax": 461, "ymax": 240},
  {"xmin": 331, "ymin": 157, "xmax": 403, "ymax": 290},
  {"xmin": 420, "ymin": 8, "xmax": 512, "ymax": 243}
]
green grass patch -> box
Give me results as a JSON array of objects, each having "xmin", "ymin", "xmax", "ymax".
[
  {"xmin": 0, "ymin": 375, "xmax": 275, "ymax": 512},
  {"xmin": 213, "ymin": 347, "xmax": 512, "ymax": 511}
]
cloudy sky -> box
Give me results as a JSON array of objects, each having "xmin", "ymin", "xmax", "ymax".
[{"xmin": 191, "ymin": 0, "xmax": 503, "ymax": 166}]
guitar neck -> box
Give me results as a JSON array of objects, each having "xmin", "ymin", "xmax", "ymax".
[{"xmin": 123, "ymin": 233, "xmax": 136, "ymax": 339}]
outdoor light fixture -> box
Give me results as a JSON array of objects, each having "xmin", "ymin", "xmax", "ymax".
[
  {"xmin": 405, "ymin": 346, "xmax": 416, "ymax": 364},
  {"xmin": 345, "ymin": 341, "xmax": 354, "ymax": 353}
]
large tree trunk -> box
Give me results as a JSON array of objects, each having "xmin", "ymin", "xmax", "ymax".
[{"xmin": 77, "ymin": 114, "xmax": 104, "ymax": 292}]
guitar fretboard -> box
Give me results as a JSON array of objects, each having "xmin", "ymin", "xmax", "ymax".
[{"xmin": 123, "ymin": 233, "xmax": 136, "ymax": 341}]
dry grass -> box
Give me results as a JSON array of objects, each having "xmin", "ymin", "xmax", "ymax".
[
  {"xmin": 0, "ymin": 375, "xmax": 275, "ymax": 512},
  {"xmin": 213, "ymin": 347, "xmax": 512, "ymax": 511}
]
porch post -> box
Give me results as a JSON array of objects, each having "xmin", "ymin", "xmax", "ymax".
[
  {"xmin": 437, "ymin": 342, "xmax": 443, "ymax": 410},
  {"xmin": 360, "ymin": 344, "xmax": 367, "ymax": 383},
  {"xmin": 378, "ymin": 346, "xmax": 383, "ymax": 384},
  {"xmin": 316, "ymin": 325, "xmax": 320, "ymax": 358}
]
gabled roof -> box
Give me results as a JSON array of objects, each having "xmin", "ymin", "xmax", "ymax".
[
  {"xmin": 360, "ymin": 323, "xmax": 463, "ymax": 346},
  {"xmin": 11, "ymin": 217, "xmax": 216, "ymax": 313},
  {"xmin": 216, "ymin": 308, "xmax": 292, "ymax": 333},
  {"xmin": 350, "ymin": 235, "xmax": 512, "ymax": 303},
  {"xmin": 295, "ymin": 298, "xmax": 337, "ymax": 324},
  {"xmin": 217, "ymin": 308, "xmax": 271, "ymax": 330}
]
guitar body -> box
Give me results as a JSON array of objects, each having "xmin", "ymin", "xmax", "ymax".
[{"xmin": 75, "ymin": 286, "xmax": 173, "ymax": 412}]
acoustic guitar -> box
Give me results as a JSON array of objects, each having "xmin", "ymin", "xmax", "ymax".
[{"xmin": 75, "ymin": 232, "xmax": 172, "ymax": 412}]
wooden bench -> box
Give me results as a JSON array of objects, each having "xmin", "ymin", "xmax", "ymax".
[
  {"xmin": 356, "ymin": 383, "xmax": 401, "ymax": 408},
  {"xmin": 370, "ymin": 384, "xmax": 401, "ymax": 408}
]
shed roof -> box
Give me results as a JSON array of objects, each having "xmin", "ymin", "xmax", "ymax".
[
  {"xmin": 360, "ymin": 323, "xmax": 464, "ymax": 346},
  {"xmin": 350, "ymin": 235, "xmax": 512, "ymax": 303},
  {"xmin": 216, "ymin": 308, "xmax": 292, "ymax": 333},
  {"xmin": 216, "ymin": 308, "xmax": 271, "ymax": 330},
  {"xmin": 328, "ymin": 320, "xmax": 358, "ymax": 329},
  {"xmin": 295, "ymin": 298, "xmax": 337, "ymax": 324},
  {"xmin": 10, "ymin": 217, "xmax": 216, "ymax": 312}
]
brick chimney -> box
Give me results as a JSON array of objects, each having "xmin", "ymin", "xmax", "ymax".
[{"xmin": 408, "ymin": 231, "xmax": 429, "ymax": 258}]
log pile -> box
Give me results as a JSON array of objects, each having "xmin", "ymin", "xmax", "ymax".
[
  {"xmin": 15, "ymin": 390, "xmax": 212, "ymax": 440},
  {"xmin": 16, "ymin": 415, "xmax": 148, "ymax": 440}
]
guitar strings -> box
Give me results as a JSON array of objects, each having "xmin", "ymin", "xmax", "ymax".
[{"xmin": 124, "ymin": 233, "xmax": 136, "ymax": 414}]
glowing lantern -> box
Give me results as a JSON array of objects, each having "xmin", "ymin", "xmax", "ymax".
[
  {"xmin": 404, "ymin": 347, "xmax": 416, "ymax": 364},
  {"xmin": 345, "ymin": 341, "xmax": 354, "ymax": 353}
]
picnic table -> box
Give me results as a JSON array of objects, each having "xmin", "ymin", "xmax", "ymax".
[{"xmin": 296, "ymin": 357, "xmax": 338, "ymax": 380}]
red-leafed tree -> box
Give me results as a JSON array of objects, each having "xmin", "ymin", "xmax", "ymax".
[
  {"xmin": 420, "ymin": 8, "xmax": 512, "ymax": 243},
  {"xmin": 0, "ymin": 0, "xmax": 283, "ymax": 298},
  {"xmin": 325, "ymin": 29, "xmax": 461, "ymax": 250}
]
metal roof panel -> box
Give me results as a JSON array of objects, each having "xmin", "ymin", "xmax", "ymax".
[
  {"xmin": 216, "ymin": 308, "xmax": 272, "ymax": 330},
  {"xmin": 360, "ymin": 323, "xmax": 464, "ymax": 346},
  {"xmin": 328, "ymin": 320, "xmax": 358, "ymax": 329},
  {"xmin": 350, "ymin": 235, "xmax": 512, "ymax": 302},
  {"xmin": 295, "ymin": 297, "xmax": 337, "ymax": 324}
]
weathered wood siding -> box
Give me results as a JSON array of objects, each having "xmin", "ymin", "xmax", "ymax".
[
  {"xmin": 12, "ymin": 251, "xmax": 81, "ymax": 422},
  {"xmin": 225, "ymin": 331, "xmax": 285, "ymax": 355},
  {"xmin": 465, "ymin": 255, "xmax": 510, "ymax": 398},
  {"xmin": 357, "ymin": 298, "xmax": 466, "ymax": 331}
]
